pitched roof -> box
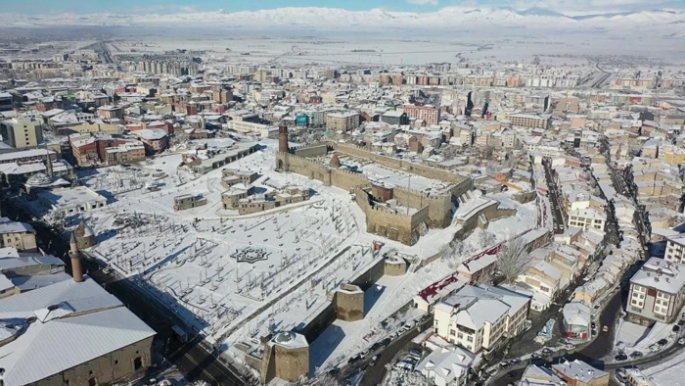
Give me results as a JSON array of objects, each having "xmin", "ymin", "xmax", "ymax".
[{"xmin": 0, "ymin": 278, "xmax": 155, "ymax": 385}]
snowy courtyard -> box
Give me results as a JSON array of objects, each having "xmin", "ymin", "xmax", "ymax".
[{"xmin": 69, "ymin": 139, "xmax": 540, "ymax": 371}]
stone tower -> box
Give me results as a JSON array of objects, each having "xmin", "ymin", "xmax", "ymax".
[
  {"xmin": 46, "ymin": 149, "xmax": 53, "ymax": 178},
  {"xmin": 74, "ymin": 219, "xmax": 96, "ymax": 250},
  {"xmin": 70, "ymin": 233, "xmax": 84, "ymax": 283},
  {"xmin": 278, "ymin": 125, "xmax": 288, "ymax": 153},
  {"xmin": 330, "ymin": 154, "xmax": 341, "ymax": 168}
]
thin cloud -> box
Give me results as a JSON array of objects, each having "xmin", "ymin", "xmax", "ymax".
[
  {"xmin": 513, "ymin": 0, "xmax": 680, "ymax": 15},
  {"xmin": 407, "ymin": 0, "xmax": 440, "ymax": 5},
  {"xmin": 133, "ymin": 5, "xmax": 199, "ymax": 14}
]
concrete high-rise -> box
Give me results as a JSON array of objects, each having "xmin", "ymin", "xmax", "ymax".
[{"xmin": 0, "ymin": 117, "xmax": 43, "ymax": 148}]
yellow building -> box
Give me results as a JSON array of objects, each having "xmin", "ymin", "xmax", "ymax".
[{"xmin": 0, "ymin": 117, "xmax": 43, "ymax": 148}]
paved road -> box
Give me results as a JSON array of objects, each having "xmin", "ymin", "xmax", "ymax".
[
  {"xmin": 577, "ymin": 290, "xmax": 623, "ymax": 360},
  {"xmin": 541, "ymin": 159, "xmax": 565, "ymax": 234},
  {"xmin": 359, "ymin": 327, "xmax": 424, "ymax": 386}
]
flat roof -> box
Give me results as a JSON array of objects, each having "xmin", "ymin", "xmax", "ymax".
[
  {"xmin": 0, "ymin": 149, "xmax": 54, "ymax": 163},
  {"xmin": 630, "ymin": 257, "xmax": 685, "ymax": 294},
  {"xmin": 38, "ymin": 186, "xmax": 107, "ymax": 207}
]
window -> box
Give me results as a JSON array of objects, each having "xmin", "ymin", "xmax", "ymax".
[
  {"xmin": 467, "ymin": 336, "xmax": 473, "ymax": 343},
  {"xmin": 134, "ymin": 356, "xmax": 143, "ymax": 370},
  {"xmin": 450, "ymin": 329, "xmax": 456, "ymax": 336},
  {"xmin": 458, "ymin": 332, "xmax": 463, "ymax": 339},
  {"xmin": 114, "ymin": 360, "xmax": 118, "ymax": 365}
]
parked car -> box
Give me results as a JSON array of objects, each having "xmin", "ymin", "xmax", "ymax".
[
  {"xmin": 348, "ymin": 355, "xmax": 361, "ymax": 364},
  {"xmin": 630, "ymin": 351, "xmax": 644, "ymax": 358},
  {"xmin": 678, "ymin": 337, "xmax": 685, "ymax": 345},
  {"xmin": 396, "ymin": 361, "xmax": 415, "ymax": 370},
  {"xmin": 370, "ymin": 355, "xmax": 379, "ymax": 366},
  {"xmin": 615, "ymin": 353, "xmax": 628, "ymax": 361},
  {"xmin": 602, "ymin": 325, "xmax": 609, "ymax": 333},
  {"xmin": 381, "ymin": 338, "xmax": 392, "ymax": 347},
  {"xmin": 658, "ymin": 339, "xmax": 669, "ymax": 346},
  {"xmin": 649, "ymin": 344, "xmax": 661, "ymax": 353}
]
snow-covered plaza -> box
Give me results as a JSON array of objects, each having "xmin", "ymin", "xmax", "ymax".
[{"xmin": 71, "ymin": 138, "xmax": 539, "ymax": 370}]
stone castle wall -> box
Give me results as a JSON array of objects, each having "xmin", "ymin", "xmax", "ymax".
[
  {"xmin": 275, "ymin": 146, "xmax": 474, "ymax": 246},
  {"xmin": 327, "ymin": 141, "xmax": 470, "ymax": 184},
  {"xmin": 331, "ymin": 168, "xmax": 371, "ymax": 192},
  {"xmin": 335, "ymin": 285, "xmax": 365, "ymax": 322},
  {"xmin": 355, "ymin": 188, "xmax": 429, "ymax": 246},
  {"xmin": 293, "ymin": 144, "xmax": 328, "ymax": 158},
  {"xmin": 452, "ymin": 204, "xmax": 518, "ymax": 241},
  {"xmin": 393, "ymin": 186, "xmax": 452, "ymax": 228},
  {"xmin": 274, "ymin": 344, "xmax": 310, "ymax": 382}
]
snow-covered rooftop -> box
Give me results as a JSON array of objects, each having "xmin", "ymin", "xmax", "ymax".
[{"xmin": 0, "ymin": 278, "xmax": 155, "ymax": 386}]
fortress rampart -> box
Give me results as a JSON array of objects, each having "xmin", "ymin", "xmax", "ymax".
[{"xmin": 274, "ymin": 140, "xmax": 474, "ymax": 246}]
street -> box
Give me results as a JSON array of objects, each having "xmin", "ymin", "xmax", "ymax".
[
  {"xmin": 542, "ymin": 159, "xmax": 565, "ymax": 235},
  {"xmin": 359, "ymin": 326, "xmax": 425, "ymax": 386}
]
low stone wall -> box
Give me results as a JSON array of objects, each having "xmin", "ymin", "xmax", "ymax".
[{"xmin": 512, "ymin": 190, "xmax": 537, "ymax": 204}]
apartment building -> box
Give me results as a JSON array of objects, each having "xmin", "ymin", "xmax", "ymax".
[
  {"xmin": 97, "ymin": 105, "xmax": 124, "ymax": 120},
  {"xmin": 510, "ymin": 114, "xmax": 551, "ymax": 130},
  {"xmin": 627, "ymin": 257, "xmax": 685, "ymax": 325},
  {"xmin": 134, "ymin": 129, "xmax": 168, "ymax": 154},
  {"xmin": 568, "ymin": 208, "xmax": 606, "ymax": 231},
  {"xmin": 663, "ymin": 234, "xmax": 685, "ymax": 264},
  {"xmin": 105, "ymin": 141, "xmax": 146, "ymax": 166},
  {"xmin": 0, "ymin": 117, "xmax": 43, "ymax": 148},
  {"xmin": 402, "ymin": 104, "xmax": 441, "ymax": 126},
  {"xmin": 0, "ymin": 218, "xmax": 37, "ymax": 252},
  {"xmin": 516, "ymin": 260, "xmax": 564, "ymax": 311},
  {"xmin": 326, "ymin": 112, "xmax": 360, "ymax": 132},
  {"xmin": 501, "ymin": 129, "xmax": 517, "ymax": 149},
  {"xmin": 433, "ymin": 285, "xmax": 530, "ymax": 354}
]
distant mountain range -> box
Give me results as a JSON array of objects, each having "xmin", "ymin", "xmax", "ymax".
[{"xmin": 1, "ymin": 6, "xmax": 684, "ymax": 35}]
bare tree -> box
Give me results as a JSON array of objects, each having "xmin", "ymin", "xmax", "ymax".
[
  {"xmin": 479, "ymin": 231, "xmax": 497, "ymax": 249},
  {"xmin": 496, "ymin": 238, "xmax": 529, "ymax": 283},
  {"xmin": 442, "ymin": 240, "xmax": 466, "ymax": 269},
  {"xmin": 313, "ymin": 373, "xmax": 341, "ymax": 386}
]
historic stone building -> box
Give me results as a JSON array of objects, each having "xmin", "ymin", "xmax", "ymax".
[
  {"xmin": 274, "ymin": 127, "xmax": 473, "ymax": 246},
  {"xmin": 260, "ymin": 331, "xmax": 310, "ymax": 384},
  {"xmin": 74, "ymin": 219, "xmax": 96, "ymax": 250}
]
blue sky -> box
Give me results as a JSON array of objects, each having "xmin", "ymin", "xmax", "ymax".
[{"xmin": 2, "ymin": 0, "xmax": 682, "ymax": 14}]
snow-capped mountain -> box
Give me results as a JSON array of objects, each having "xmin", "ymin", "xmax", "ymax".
[{"xmin": 0, "ymin": 6, "xmax": 683, "ymax": 35}]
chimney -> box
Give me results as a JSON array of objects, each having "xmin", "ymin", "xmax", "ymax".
[
  {"xmin": 69, "ymin": 233, "xmax": 84, "ymax": 283},
  {"xmin": 278, "ymin": 125, "xmax": 289, "ymax": 153}
]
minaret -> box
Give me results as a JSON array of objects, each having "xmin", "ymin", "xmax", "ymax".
[
  {"xmin": 46, "ymin": 149, "xmax": 54, "ymax": 178},
  {"xmin": 278, "ymin": 125, "xmax": 289, "ymax": 153},
  {"xmin": 70, "ymin": 233, "xmax": 84, "ymax": 283}
]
